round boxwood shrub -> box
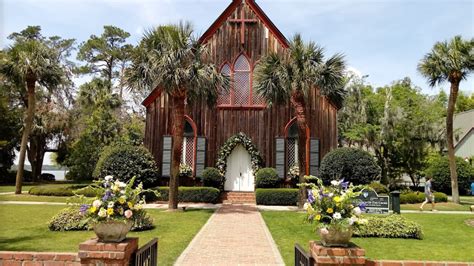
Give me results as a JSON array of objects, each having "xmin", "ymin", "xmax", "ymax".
[
  {"xmin": 200, "ymin": 167, "xmax": 224, "ymax": 190},
  {"xmin": 255, "ymin": 168, "xmax": 280, "ymax": 188},
  {"xmin": 319, "ymin": 147, "xmax": 381, "ymax": 185},
  {"xmin": 424, "ymin": 156, "xmax": 474, "ymax": 195},
  {"xmin": 93, "ymin": 145, "xmax": 159, "ymax": 188}
]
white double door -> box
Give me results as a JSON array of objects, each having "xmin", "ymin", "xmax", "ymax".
[{"xmin": 224, "ymin": 145, "xmax": 254, "ymax": 191}]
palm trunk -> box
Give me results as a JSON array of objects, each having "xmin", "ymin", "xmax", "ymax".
[
  {"xmin": 15, "ymin": 75, "xmax": 36, "ymax": 194},
  {"xmin": 290, "ymin": 90, "xmax": 308, "ymax": 209},
  {"xmin": 446, "ymin": 78, "xmax": 460, "ymax": 203},
  {"xmin": 169, "ymin": 91, "xmax": 186, "ymax": 210},
  {"xmin": 27, "ymin": 135, "xmax": 46, "ymax": 182}
]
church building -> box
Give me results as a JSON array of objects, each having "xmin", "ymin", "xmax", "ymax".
[{"xmin": 141, "ymin": 0, "xmax": 339, "ymax": 192}]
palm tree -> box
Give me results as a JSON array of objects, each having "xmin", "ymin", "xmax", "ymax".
[
  {"xmin": 125, "ymin": 22, "xmax": 228, "ymax": 210},
  {"xmin": 418, "ymin": 36, "xmax": 474, "ymax": 204},
  {"xmin": 0, "ymin": 26, "xmax": 67, "ymax": 194},
  {"xmin": 254, "ymin": 34, "xmax": 346, "ymax": 208}
]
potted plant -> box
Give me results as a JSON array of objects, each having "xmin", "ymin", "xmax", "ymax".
[
  {"xmin": 80, "ymin": 176, "xmax": 146, "ymax": 242},
  {"xmin": 303, "ymin": 176, "xmax": 367, "ymax": 247},
  {"xmin": 179, "ymin": 163, "xmax": 193, "ymax": 178}
]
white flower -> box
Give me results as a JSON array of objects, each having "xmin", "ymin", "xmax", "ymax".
[
  {"xmin": 320, "ymin": 228, "xmax": 329, "ymax": 235},
  {"xmin": 118, "ymin": 181, "xmax": 126, "ymax": 188},
  {"xmin": 98, "ymin": 208, "xmax": 107, "ymax": 217},
  {"xmin": 92, "ymin": 200, "xmax": 102, "ymax": 208},
  {"xmin": 120, "ymin": 190, "xmax": 126, "ymax": 194},
  {"xmin": 108, "ymin": 202, "xmax": 115, "ymax": 208},
  {"xmin": 353, "ymin": 207, "xmax": 362, "ymax": 216},
  {"xmin": 333, "ymin": 212, "xmax": 342, "ymax": 219},
  {"xmin": 303, "ymin": 202, "xmax": 310, "ymax": 210},
  {"xmin": 349, "ymin": 216, "xmax": 358, "ymax": 225},
  {"xmin": 124, "ymin": 210, "xmax": 133, "ymax": 219},
  {"xmin": 104, "ymin": 175, "xmax": 113, "ymax": 181},
  {"xmin": 331, "ymin": 180, "xmax": 339, "ymax": 186}
]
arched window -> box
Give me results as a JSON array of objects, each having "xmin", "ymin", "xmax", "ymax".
[
  {"xmin": 181, "ymin": 117, "xmax": 197, "ymax": 175},
  {"xmin": 217, "ymin": 54, "xmax": 265, "ymax": 107},
  {"xmin": 287, "ymin": 121, "xmax": 299, "ymax": 171}
]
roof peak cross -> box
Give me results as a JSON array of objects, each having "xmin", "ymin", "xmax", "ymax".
[{"xmin": 229, "ymin": 6, "xmax": 258, "ymax": 44}]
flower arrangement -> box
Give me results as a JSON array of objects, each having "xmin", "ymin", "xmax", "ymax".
[
  {"xmin": 303, "ymin": 176, "xmax": 367, "ymax": 232},
  {"xmin": 287, "ymin": 164, "xmax": 299, "ymax": 179},
  {"xmin": 81, "ymin": 176, "xmax": 145, "ymax": 223},
  {"xmin": 179, "ymin": 163, "xmax": 193, "ymax": 177},
  {"xmin": 216, "ymin": 132, "xmax": 263, "ymax": 175}
]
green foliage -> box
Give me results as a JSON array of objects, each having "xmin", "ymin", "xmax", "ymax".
[
  {"xmin": 0, "ymin": 88, "xmax": 21, "ymax": 176},
  {"xmin": 93, "ymin": 145, "xmax": 159, "ymax": 188},
  {"xmin": 368, "ymin": 182, "xmax": 389, "ymax": 195},
  {"xmin": 455, "ymin": 91, "xmax": 474, "ymax": 113},
  {"xmin": 48, "ymin": 207, "xmax": 89, "ymax": 231},
  {"xmin": 353, "ymin": 215, "xmax": 423, "ymax": 239},
  {"xmin": 143, "ymin": 187, "xmax": 220, "ymax": 204},
  {"xmin": 255, "ymin": 168, "xmax": 280, "ymax": 188},
  {"xmin": 319, "ymin": 147, "xmax": 381, "ymax": 185},
  {"xmin": 424, "ymin": 156, "xmax": 474, "ymax": 195},
  {"xmin": 64, "ymin": 133, "xmax": 103, "ymax": 181},
  {"xmin": 400, "ymin": 191, "xmax": 448, "ymax": 204},
  {"xmin": 29, "ymin": 184, "xmax": 99, "ymax": 197},
  {"xmin": 255, "ymin": 188, "xmax": 299, "ymax": 206},
  {"xmin": 200, "ymin": 167, "xmax": 224, "ymax": 190}
]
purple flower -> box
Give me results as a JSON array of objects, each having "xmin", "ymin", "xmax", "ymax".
[
  {"xmin": 79, "ymin": 204, "xmax": 90, "ymax": 214},
  {"xmin": 102, "ymin": 190, "xmax": 112, "ymax": 201},
  {"xmin": 341, "ymin": 181, "xmax": 349, "ymax": 190},
  {"xmin": 307, "ymin": 189, "xmax": 315, "ymax": 204},
  {"xmin": 358, "ymin": 202, "xmax": 367, "ymax": 211}
]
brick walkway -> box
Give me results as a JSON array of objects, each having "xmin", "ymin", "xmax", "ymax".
[{"xmin": 175, "ymin": 204, "xmax": 284, "ymax": 266}]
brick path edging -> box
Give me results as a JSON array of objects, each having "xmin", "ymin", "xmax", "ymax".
[{"xmin": 0, "ymin": 251, "xmax": 80, "ymax": 265}]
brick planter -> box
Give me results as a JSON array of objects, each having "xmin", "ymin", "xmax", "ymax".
[
  {"xmin": 78, "ymin": 237, "xmax": 138, "ymax": 265},
  {"xmin": 309, "ymin": 241, "xmax": 366, "ymax": 265},
  {"xmin": 0, "ymin": 251, "xmax": 79, "ymax": 265}
]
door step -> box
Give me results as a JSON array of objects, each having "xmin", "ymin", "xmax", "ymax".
[{"xmin": 221, "ymin": 192, "xmax": 256, "ymax": 204}]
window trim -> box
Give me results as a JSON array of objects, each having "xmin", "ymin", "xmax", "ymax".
[
  {"xmin": 217, "ymin": 52, "xmax": 266, "ymax": 109},
  {"xmin": 182, "ymin": 115, "xmax": 197, "ymax": 176},
  {"xmin": 284, "ymin": 117, "xmax": 310, "ymax": 175}
]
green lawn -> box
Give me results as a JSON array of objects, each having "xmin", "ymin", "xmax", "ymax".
[
  {"xmin": 0, "ymin": 194, "xmax": 70, "ymax": 202},
  {"xmin": 401, "ymin": 202, "xmax": 471, "ymax": 211},
  {"xmin": 0, "ymin": 185, "xmax": 34, "ymax": 193},
  {"xmin": 0, "ymin": 183, "xmax": 89, "ymax": 193},
  {"xmin": 0, "ymin": 204, "xmax": 213, "ymax": 266},
  {"xmin": 261, "ymin": 211, "xmax": 474, "ymax": 265}
]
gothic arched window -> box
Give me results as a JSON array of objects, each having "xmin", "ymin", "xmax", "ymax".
[
  {"xmin": 286, "ymin": 121, "xmax": 299, "ymax": 171},
  {"xmin": 217, "ymin": 54, "xmax": 265, "ymax": 107},
  {"xmin": 181, "ymin": 117, "xmax": 196, "ymax": 175}
]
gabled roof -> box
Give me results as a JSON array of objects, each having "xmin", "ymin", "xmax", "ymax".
[{"xmin": 198, "ymin": 0, "xmax": 289, "ymax": 48}]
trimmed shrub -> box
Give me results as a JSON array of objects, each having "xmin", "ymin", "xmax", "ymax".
[
  {"xmin": 142, "ymin": 187, "xmax": 220, "ymax": 203},
  {"xmin": 354, "ymin": 215, "xmax": 423, "ymax": 239},
  {"xmin": 424, "ymin": 156, "xmax": 474, "ymax": 195},
  {"xmin": 400, "ymin": 191, "xmax": 448, "ymax": 204},
  {"xmin": 94, "ymin": 145, "xmax": 159, "ymax": 188},
  {"xmin": 48, "ymin": 207, "xmax": 89, "ymax": 231},
  {"xmin": 200, "ymin": 167, "xmax": 224, "ymax": 190},
  {"xmin": 256, "ymin": 188, "xmax": 299, "ymax": 206},
  {"xmin": 29, "ymin": 184, "xmax": 99, "ymax": 197},
  {"xmin": 368, "ymin": 182, "xmax": 389, "ymax": 195},
  {"xmin": 319, "ymin": 148, "xmax": 381, "ymax": 185},
  {"xmin": 255, "ymin": 168, "xmax": 280, "ymax": 188}
]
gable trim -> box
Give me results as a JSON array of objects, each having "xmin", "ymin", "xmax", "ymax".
[
  {"xmin": 142, "ymin": 87, "xmax": 162, "ymax": 107},
  {"xmin": 198, "ymin": 0, "xmax": 289, "ymax": 48}
]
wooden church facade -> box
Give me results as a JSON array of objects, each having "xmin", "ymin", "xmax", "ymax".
[{"xmin": 142, "ymin": 0, "xmax": 338, "ymax": 190}]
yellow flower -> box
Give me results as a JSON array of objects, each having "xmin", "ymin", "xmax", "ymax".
[
  {"xmin": 333, "ymin": 196, "xmax": 342, "ymax": 203},
  {"xmin": 107, "ymin": 208, "xmax": 114, "ymax": 215},
  {"xmin": 127, "ymin": 202, "xmax": 133, "ymax": 209},
  {"xmin": 89, "ymin": 206, "xmax": 97, "ymax": 213},
  {"xmin": 118, "ymin": 196, "xmax": 126, "ymax": 204},
  {"xmin": 315, "ymin": 214, "xmax": 321, "ymax": 221},
  {"xmin": 326, "ymin": 208, "xmax": 334, "ymax": 214}
]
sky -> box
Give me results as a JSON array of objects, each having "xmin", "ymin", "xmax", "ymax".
[{"xmin": 1, "ymin": 0, "xmax": 473, "ymax": 95}]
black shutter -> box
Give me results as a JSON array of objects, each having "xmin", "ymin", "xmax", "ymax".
[
  {"xmin": 195, "ymin": 137, "xmax": 206, "ymax": 177},
  {"xmin": 309, "ymin": 138, "xmax": 320, "ymax": 176},
  {"xmin": 162, "ymin": 136, "xmax": 172, "ymax": 177},
  {"xmin": 275, "ymin": 137, "xmax": 285, "ymax": 178}
]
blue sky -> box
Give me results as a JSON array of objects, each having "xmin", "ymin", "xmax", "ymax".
[{"xmin": 1, "ymin": 0, "xmax": 473, "ymax": 95}]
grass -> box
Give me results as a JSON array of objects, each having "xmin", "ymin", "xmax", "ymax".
[
  {"xmin": 0, "ymin": 194, "xmax": 70, "ymax": 202},
  {"xmin": 401, "ymin": 202, "xmax": 471, "ymax": 211},
  {"xmin": 0, "ymin": 185, "xmax": 34, "ymax": 193},
  {"xmin": 0, "ymin": 204, "xmax": 213, "ymax": 266},
  {"xmin": 261, "ymin": 211, "xmax": 474, "ymax": 264},
  {"xmin": 0, "ymin": 183, "xmax": 89, "ymax": 193}
]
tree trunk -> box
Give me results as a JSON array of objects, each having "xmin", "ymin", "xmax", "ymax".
[
  {"xmin": 169, "ymin": 91, "xmax": 186, "ymax": 210},
  {"xmin": 290, "ymin": 90, "xmax": 308, "ymax": 209},
  {"xmin": 27, "ymin": 134, "xmax": 46, "ymax": 182},
  {"xmin": 15, "ymin": 75, "xmax": 36, "ymax": 194},
  {"xmin": 446, "ymin": 78, "xmax": 460, "ymax": 203}
]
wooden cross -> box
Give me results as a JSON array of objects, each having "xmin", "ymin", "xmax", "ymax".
[{"xmin": 229, "ymin": 8, "xmax": 257, "ymax": 44}]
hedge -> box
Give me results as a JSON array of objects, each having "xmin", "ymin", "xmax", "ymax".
[
  {"xmin": 29, "ymin": 185, "xmax": 99, "ymax": 197},
  {"xmin": 200, "ymin": 167, "xmax": 225, "ymax": 190},
  {"xmin": 255, "ymin": 168, "xmax": 280, "ymax": 188},
  {"xmin": 142, "ymin": 187, "xmax": 220, "ymax": 204},
  {"xmin": 354, "ymin": 215, "xmax": 423, "ymax": 239},
  {"xmin": 400, "ymin": 191, "xmax": 448, "ymax": 204},
  {"xmin": 255, "ymin": 188, "xmax": 299, "ymax": 206}
]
